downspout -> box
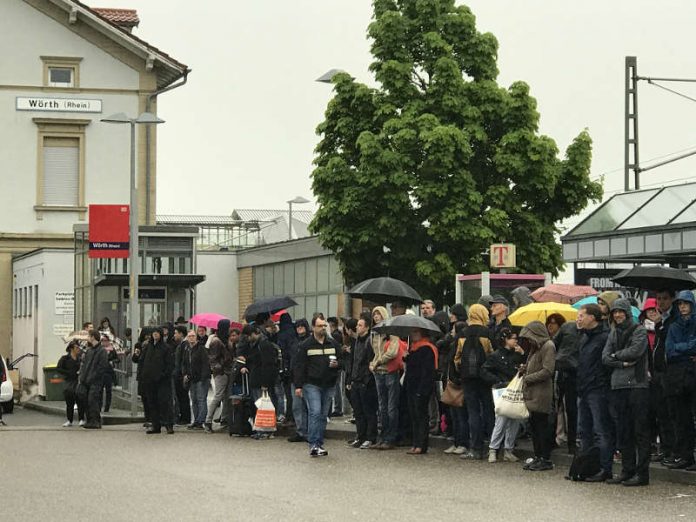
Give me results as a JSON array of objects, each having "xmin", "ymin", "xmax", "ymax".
[{"xmin": 145, "ymin": 69, "xmax": 190, "ymax": 224}]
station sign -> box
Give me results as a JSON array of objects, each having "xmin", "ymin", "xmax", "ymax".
[{"xmin": 89, "ymin": 205, "xmax": 130, "ymax": 259}]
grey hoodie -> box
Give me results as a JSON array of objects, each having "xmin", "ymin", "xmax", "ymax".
[{"xmin": 602, "ymin": 298, "xmax": 649, "ymax": 390}]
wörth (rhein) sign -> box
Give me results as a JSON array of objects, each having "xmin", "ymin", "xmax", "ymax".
[
  {"xmin": 16, "ymin": 96, "xmax": 102, "ymax": 113},
  {"xmin": 89, "ymin": 205, "xmax": 130, "ymax": 259}
]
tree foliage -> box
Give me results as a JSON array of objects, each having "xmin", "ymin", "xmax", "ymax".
[{"xmin": 309, "ymin": 0, "xmax": 602, "ymax": 302}]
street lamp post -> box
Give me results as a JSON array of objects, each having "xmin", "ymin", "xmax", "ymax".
[
  {"xmin": 101, "ymin": 112, "xmax": 164, "ymax": 416},
  {"xmin": 287, "ymin": 196, "xmax": 310, "ymax": 240}
]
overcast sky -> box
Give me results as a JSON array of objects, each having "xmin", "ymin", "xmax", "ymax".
[{"xmin": 96, "ymin": 0, "xmax": 696, "ymax": 223}]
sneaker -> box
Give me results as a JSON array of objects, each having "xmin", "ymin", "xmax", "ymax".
[
  {"xmin": 488, "ymin": 449, "xmax": 498, "ymax": 463},
  {"xmin": 453, "ymin": 446, "xmax": 467, "ymax": 455},
  {"xmin": 359, "ymin": 440, "xmax": 373, "ymax": 450},
  {"xmin": 288, "ymin": 434, "xmax": 306, "ymax": 443},
  {"xmin": 664, "ymin": 458, "xmax": 695, "ymax": 470},
  {"xmin": 461, "ymin": 450, "xmax": 485, "ymax": 460},
  {"xmin": 78, "ymin": 420, "xmax": 86, "ymax": 426},
  {"xmin": 62, "ymin": 421, "xmax": 73, "ymax": 427},
  {"xmin": 203, "ymin": 423, "xmax": 213, "ymax": 433},
  {"xmin": 529, "ymin": 458, "xmax": 554, "ymax": 471},
  {"xmin": 347, "ymin": 439, "xmax": 363, "ymax": 448},
  {"xmin": 444, "ymin": 445, "xmax": 457, "ymax": 454},
  {"xmin": 503, "ymin": 450, "xmax": 519, "ymax": 462},
  {"xmin": 310, "ymin": 446, "xmax": 319, "ymax": 458},
  {"xmin": 317, "ymin": 447, "xmax": 329, "ymax": 457},
  {"xmin": 344, "ymin": 417, "xmax": 356, "ymax": 424},
  {"xmin": 523, "ymin": 457, "xmax": 539, "ymax": 470}
]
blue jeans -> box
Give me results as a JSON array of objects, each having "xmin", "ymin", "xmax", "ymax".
[
  {"xmin": 189, "ymin": 379, "xmax": 209, "ymax": 425},
  {"xmin": 375, "ymin": 372, "xmax": 401, "ymax": 443},
  {"xmin": 578, "ymin": 389, "xmax": 613, "ymax": 473},
  {"xmin": 291, "ymin": 384, "xmax": 308, "ymax": 438},
  {"xmin": 463, "ymin": 381, "xmax": 489, "ymax": 452},
  {"xmin": 450, "ymin": 406, "xmax": 469, "ymax": 448},
  {"xmin": 489, "ymin": 415, "xmax": 520, "ymax": 451},
  {"xmin": 303, "ymin": 383, "xmax": 335, "ymax": 448}
]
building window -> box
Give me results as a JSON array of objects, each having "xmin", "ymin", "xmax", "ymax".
[
  {"xmin": 41, "ymin": 56, "xmax": 81, "ymax": 88},
  {"xmin": 33, "ymin": 118, "xmax": 89, "ymax": 217}
]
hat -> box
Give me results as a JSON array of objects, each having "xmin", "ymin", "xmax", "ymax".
[
  {"xmin": 489, "ymin": 295, "xmax": 510, "ymax": 308},
  {"xmin": 597, "ymin": 291, "xmax": 620, "ymax": 308}
]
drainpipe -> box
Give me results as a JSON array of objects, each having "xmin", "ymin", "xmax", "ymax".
[{"xmin": 145, "ymin": 70, "xmax": 190, "ymax": 224}]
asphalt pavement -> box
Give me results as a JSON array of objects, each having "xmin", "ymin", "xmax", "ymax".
[{"xmin": 2, "ymin": 407, "xmax": 695, "ymax": 521}]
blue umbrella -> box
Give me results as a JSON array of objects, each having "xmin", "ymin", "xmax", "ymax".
[{"xmin": 572, "ymin": 295, "xmax": 640, "ymax": 321}]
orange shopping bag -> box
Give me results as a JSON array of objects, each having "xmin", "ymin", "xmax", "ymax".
[{"xmin": 253, "ymin": 388, "xmax": 277, "ymax": 432}]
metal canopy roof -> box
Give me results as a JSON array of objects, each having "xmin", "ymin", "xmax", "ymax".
[{"xmin": 562, "ymin": 182, "xmax": 696, "ymax": 264}]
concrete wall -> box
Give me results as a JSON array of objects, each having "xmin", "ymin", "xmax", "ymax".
[
  {"xmin": 12, "ymin": 249, "xmax": 74, "ymax": 396},
  {"xmin": 196, "ymin": 251, "xmax": 239, "ymax": 322}
]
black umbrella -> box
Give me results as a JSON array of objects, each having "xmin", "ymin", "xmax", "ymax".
[
  {"xmin": 244, "ymin": 296, "xmax": 298, "ymax": 321},
  {"xmin": 611, "ymin": 266, "xmax": 696, "ymax": 291},
  {"xmin": 372, "ymin": 314, "xmax": 441, "ymax": 337},
  {"xmin": 347, "ymin": 277, "xmax": 423, "ymax": 305}
]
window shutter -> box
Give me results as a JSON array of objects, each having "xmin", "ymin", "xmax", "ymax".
[{"xmin": 43, "ymin": 137, "xmax": 79, "ymax": 206}]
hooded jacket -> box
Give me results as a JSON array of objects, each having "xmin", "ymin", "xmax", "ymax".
[
  {"xmin": 554, "ymin": 321, "xmax": 580, "ymax": 371},
  {"xmin": 665, "ymin": 290, "xmax": 696, "ymax": 363},
  {"xmin": 602, "ymin": 298, "xmax": 649, "ymax": 390},
  {"xmin": 78, "ymin": 344, "xmax": 108, "ymax": 386},
  {"xmin": 511, "ymin": 287, "xmax": 534, "ymax": 309},
  {"xmin": 640, "ymin": 297, "xmax": 658, "ymax": 350},
  {"xmin": 519, "ymin": 321, "xmax": 556, "ymax": 413},
  {"xmin": 208, "ymin": 319, "xmax": 234, "ymax": 376},
  {"xmin": 238, "ymin": 333, "xmax": 280, "ymax": 389},
  {"xmin": 276, "ymin": 313, "xmax": 299, "ymax": 376},
  {"xmin": 139, "ymin": 329, "xmax": 175, "ymax": 385},
  {"xmin": 454, "ymin": 304, "xmax": 493, "ymax": 382},
  {"xmin": 370, "ymin": 307, "xmax": 402, "ymax": 374},
  {"xmin": 576, "ymin": 322, "xmax": 610, "ymax": 396}
]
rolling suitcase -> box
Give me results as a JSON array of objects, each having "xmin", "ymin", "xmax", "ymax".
[{"xmin": 229, "ymin": 373, "xmax": 253, "ymax": 437}]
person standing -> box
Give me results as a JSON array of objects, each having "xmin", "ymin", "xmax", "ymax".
[
  {"xmin": 79, "ymin": 331, "xmax": 110, "ymax": 430},
  {"xmin": 519, "ymin": 321, "xmax": 556, "ymax": 471},
  {"xmin": 575, "ymin": 304, "xmax": 613, "ymax": 482},
  {"xmin": 204, "ymin": 319, "xmax": 234, "ymax": 433},
  {"xmin": 132, "ymin": 328, "xmax": 153, "ymax": 427},
  {"xmin": 173, "ymin": 325, "xmax": 192, "ymax": 426},
  {"xmin": 276, "ymin": 313, "xmax": 298, "ymax": 426},
  {"xmin": 182, "ymin": 330, "xmax": 210, "ymax": 430},
  {"xmin": 347, "ymin": 317, "xmax": 378, "ymax": 449},
  {"xmin": 328, "ymin": 316, "xmax": 346, "ymax": 418},
  {"xmin": 370, "ymin": 306, "xmax": 403, "ymax": 450},
  {"xmin": 664, "ymin": 290, "xmax": 696, "ymax": 471},
  {"xmin": 552, "ymin": 315, "xmax": 580, "ymax": 455},
  {"xmin": 294, "ymin": 316, "xmax": 341, "ymax": 457},
  {"xmin": 100, "ymin": 332, "xmax": 119, "ymax": 413},
  {"xmin": 489, "ymin": 296, "xmax": 512, "ymax": 351},
  {"xmin": 57, "ymin": 341, "xmax": 85, "ymax": 427},
  {"xmin": 404, "ymin": 327, "xmax": 438, "ymax": 455},
  {"xmin": 420, "ymin": 300, "xmax": 436, "ymax": 318},
  {"xmin": 140, "ymin": 327, "xmax": 175, "ymax": 434},
  {"xmin": 602, "ymin": 298, "xmax": 651, "ymax": 486}
]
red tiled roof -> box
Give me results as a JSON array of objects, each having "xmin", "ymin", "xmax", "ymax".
[{"xmin": 92, "ymin": 7, "xmax": 139, "ymax": 27}]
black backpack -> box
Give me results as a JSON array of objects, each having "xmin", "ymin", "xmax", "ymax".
[{"xmin": 566, "ymin": 446, "xmax": 601, "ymax": 481}]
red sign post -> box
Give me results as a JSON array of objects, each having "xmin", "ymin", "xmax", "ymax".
[{"xmin": 88, "ymin": 204, "xmax": 130, "ymax": 258}]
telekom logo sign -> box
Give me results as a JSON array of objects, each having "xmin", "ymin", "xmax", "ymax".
[{"xmin": 490, "ymin": 243, "xmax": 516, "ymax": 268}]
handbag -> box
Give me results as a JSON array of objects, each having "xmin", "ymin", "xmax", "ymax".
[
  {"xmin": 252, "ymin": 388, "xmax": 277, "ymax": 432},
  {"xmin": 441, "ymin": 380, "xmax": 464, "ymax": 407},
  {"xmin": 494, "ymin": 375, "xmax": 530, "ymax": 420}
]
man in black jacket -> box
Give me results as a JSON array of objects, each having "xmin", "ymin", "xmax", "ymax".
[
  {"xmin": 346, "ymin": 317, "xmax": 378, "ymax": 449},
  {"xmin": 294, "ymin": 316, "xmax": 341, "ymax": 457},
  {"xmin": 139, "ymin": 328, "xmax": 175, "ymax": 434},
  {"xmin": 238, "ymin": 326, "xmax": 280, "ymax": 405},
  {"xmin": 182, "ymin": 330, "xmax": 210, "ymax": 429},
  {"xmin": 554, "ymin": 320, "xmax": 580, "ymax": 454},
  {"xmin": 173, "ymin": 325, "xmax": 191, "ymax": 426},
  {"xmin": 575, "ymin": 304, "xmax": 613, "ymax": 482},
  {"xmin": 79, "ymin": 331, "xmax": 110, "ymax": 429}
]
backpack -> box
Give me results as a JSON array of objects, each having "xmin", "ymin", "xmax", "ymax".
[
  {"xmin": 456, "ymin": 335, "xmax": 486, "ymax": 380},
  {"xmin": 566, "ymin": 446, "xmax": 601, "ymax": 481}
]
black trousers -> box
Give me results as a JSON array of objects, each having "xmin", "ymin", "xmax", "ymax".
[
  {"xmin": 85, "ymin": 383, "xmax": 103, "ymax": 426},
  {"xmin": 101, "ymin": 371, "xmax": 114, "ymax": 412},
  {"xmin": 407, "ymin": 390, "xmax": 431, "ymax": 452},
  {"xmin": 64, "ymin": 383, "xmax": 85, "ymax": 423},
  {"xmin": 651, "ymin": 376, "xmax": 675, "ymax": 456},
  {"xmin": 144, "ymin": 379, "xmax": 173, "ymax": 430},
  {"xmin": 351, "ymin": 380, "xmax": 378, "ymax": 443},
  {"xmin": 557, "ymin": 369, "xmax": 578, "ymax": 451},
  {"xmin": 611, "ymin": 388, "xmax": 651, "ymax": 479},
  {"xmin": 174, "ymin": 376, "xmax": 191, "ymax": 424},
  {"xmin": 671, "ymin": 378, "xmax": 696, "ymax": 463},
  {"xmin": 529, "ymin": 412, "xmax": 552, "ymax": 460}
]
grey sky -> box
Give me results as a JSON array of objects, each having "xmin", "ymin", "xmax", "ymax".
[{"xmin": 96, "ymin": 1, "xmax": 696, "ymax": 222}]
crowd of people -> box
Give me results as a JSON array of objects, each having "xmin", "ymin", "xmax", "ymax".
[{"xmin": 22, "ymin": 285, "xmax": 696, "ymax": 486}]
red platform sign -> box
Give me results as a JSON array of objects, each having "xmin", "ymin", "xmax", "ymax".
[{"xmin": 89, "ymin": 204, "xmax": 130, "ymax": 258}]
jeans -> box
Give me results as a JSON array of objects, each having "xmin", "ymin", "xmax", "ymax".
[
  {"xmin": 206, "ymin": 374, "xmax": 230, "ymax": 424},
  {"xmin": 274, "ymin": 382, "xmax": 286, "ymax": 418},
  {"xmin": 351, "ymin": 380, "xmax": 378, "ymax": 443},
  {"xmin": 463, "ymin": 380, "xmax": 489, "ymax": 452},
  {"xmin": 303, "ymin": 383, "xmax": 335, "ymax": 448},
  {"xmin": 529, "ymin": 412, "xmax": 552, "ymax": 460},
  {"xmin": 292, "ymin": 384, "xmax": 308, "ymax": 438},
  {"xmin": 450, "ymin": 406, "xmax": 469, "ymax": 448},
  {"xmin": 578, "ymin": 389, "xmax": 613, "ymax": 473},
  {"xmin": 611, "ymin": 388, "xmax": 651, "ymax": 479},
  {"xmin": 375, "ymin": 372, "xmax": 401, "ymax": 443},
  {"xmin": 189, "ymin": 379, "xmax": 209, "ymax": 425},
  {"xmin": 332, "ymin": 371, "xmax": 345, "ymax": 415},
  {"xmin": 407, "ymin": 390, "xmax": 431, "ymax": 451},
  {"xmin": 490, "ymin": 415, "xmax": 521, "ymax": 451}
]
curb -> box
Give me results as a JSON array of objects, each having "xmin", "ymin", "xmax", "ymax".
[{"xmin": 23, "ymin": 400, "xmax": 144, "ymax": 425}]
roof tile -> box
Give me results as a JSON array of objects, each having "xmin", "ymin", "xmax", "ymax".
[{"xmin": 92, "ymin": 7, "xmax": 139, "ymax": 27}]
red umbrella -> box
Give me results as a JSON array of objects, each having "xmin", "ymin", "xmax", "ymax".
[
  {"xmin": 271, "ymin": 309, "xmax": 288, "ymax": 322},
  {"xmin": 530, "ymin": 284, "xmax": 597, "ymax": 305},
  {"xmin": 189, "ymin": 313, "xmax": 242, "ymax": 330}
]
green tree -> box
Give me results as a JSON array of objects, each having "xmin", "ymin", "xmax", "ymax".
[{"xmin": 310, "ymin": 0, "xmax": 602, "ymax": 302}]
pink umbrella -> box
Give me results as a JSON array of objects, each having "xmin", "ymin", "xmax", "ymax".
[
  {"xmin": 189, "ymin": 313, "xmax": 230, "ymax": 329},
  {"xmin": 530, "ymin": 284, "xmax": 597, "ymax": 305},
  {"xmin": 271, "ymin": 309, "xmax": 288, "ymax": 322}
]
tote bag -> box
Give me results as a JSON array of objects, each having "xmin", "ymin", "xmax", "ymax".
[
  {"xmin": 494, "ymin": 375, "xmax": 529, "ymax": 420},
  {"xmin": 253, "ymin": 389, "xmax": 277, "ymax": 432}
]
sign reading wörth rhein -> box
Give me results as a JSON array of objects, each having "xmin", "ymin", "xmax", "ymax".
[
  {"xmin": 89, "ymin": 205, "xmax": 130, "ymax": 259},
  {"xmin": 16, "ymin": 97, "xmax": 102, "ymax": 113}
]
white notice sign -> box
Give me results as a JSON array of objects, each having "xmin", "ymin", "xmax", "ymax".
[
  {"xmin": 55, "ymin": 292, "xmax": 75, "ymax": 315},
  {"xmin": 53, "ymin": 324, "xmax": 74, "ymax": 337},
  {"xmin": 16, "ymin": 97, "xmax": 102, "ymax": 113}
]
